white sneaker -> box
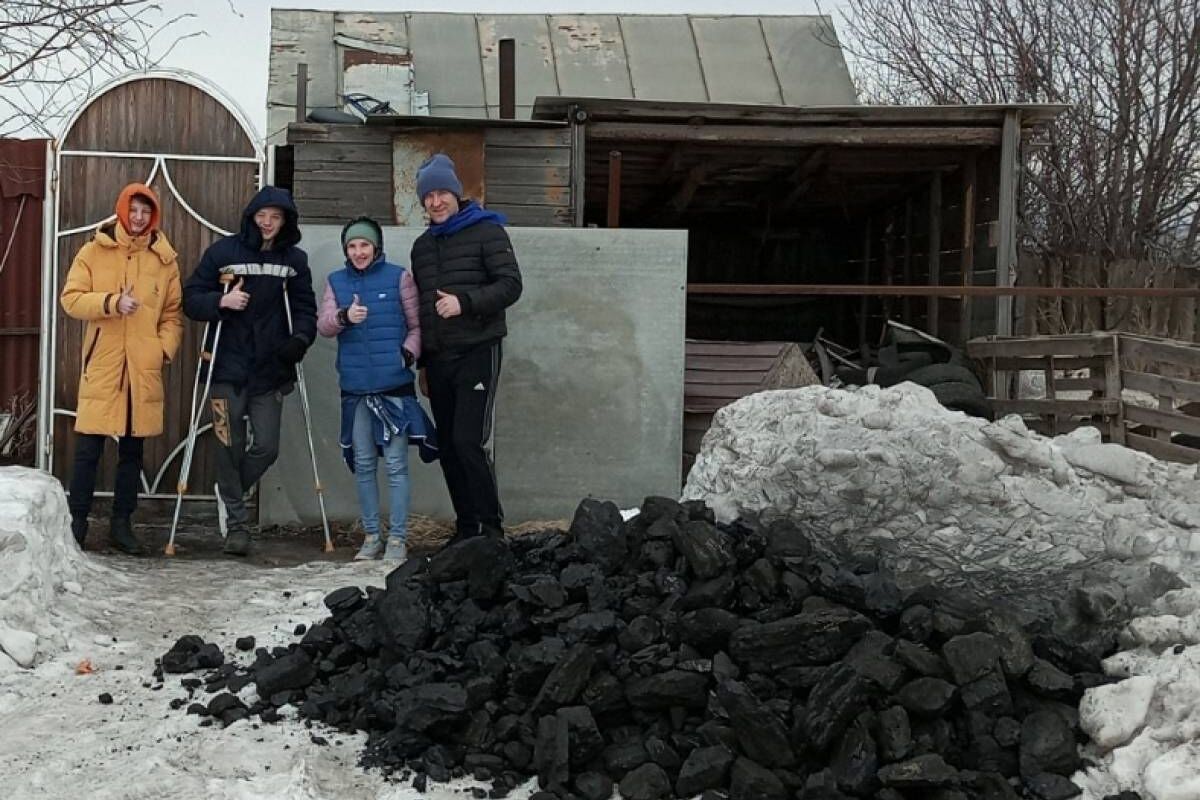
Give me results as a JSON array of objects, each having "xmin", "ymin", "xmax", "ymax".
[
  {"xmin": 354, "ymin": 534, "xmax": 385, "ymax": 560},
  {"xmin": 383, "ymin": 539, "xmax": 407, "ymax": 562},
  {"xmin": 215, "ymin": 483, "xmax": 227, "ymax": 538}
]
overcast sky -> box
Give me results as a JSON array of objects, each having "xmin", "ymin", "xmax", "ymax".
[{"xmin": 147, "ymin": 1, "xmax": 846, "ymax": 140}]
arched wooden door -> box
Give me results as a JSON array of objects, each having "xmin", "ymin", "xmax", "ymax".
[{"xmin": 41, "ymin": 71, "xmax": 262, "ymax": 506}]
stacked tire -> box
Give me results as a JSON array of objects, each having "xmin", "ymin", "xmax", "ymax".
[{"xmin": 834, "ymin": 352, "xmax": 994, "ymax": 421}]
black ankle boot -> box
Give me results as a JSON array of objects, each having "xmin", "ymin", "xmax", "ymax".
[
  {"xmin": 109, "ymin": 517, "xmax": 146, "ymax": 555},
  {"xmin": 71, "ymin": 516, "xmax": 88, "ymax": 548}
]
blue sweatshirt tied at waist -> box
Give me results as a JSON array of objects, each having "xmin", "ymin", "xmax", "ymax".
[{"xmin": 339, "ymin": 393, "xmax": 438, "ymax": 472}]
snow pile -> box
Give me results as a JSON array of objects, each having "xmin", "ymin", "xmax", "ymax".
[
  {"xmin": 1072, "ymin": 587, "xmax": 1200, "ymax": 800},
  {"xmin": 684, "ymin": 384, "xmax": 1200, "ymax": 592},
  {"xmin": 0, "ymin": 467, "xmax": 89, "ymax": 669}
]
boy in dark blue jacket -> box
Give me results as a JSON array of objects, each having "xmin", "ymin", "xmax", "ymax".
[{"xmin": 182, "ymin": 186, "xmax": 317, "ymax": 555}]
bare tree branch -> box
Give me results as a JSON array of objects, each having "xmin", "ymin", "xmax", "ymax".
[{"xmin": 0, "ymin": 1, "xmax": 194, "ymax": 137}]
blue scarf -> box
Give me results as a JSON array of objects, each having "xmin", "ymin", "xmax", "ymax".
[{"xmin": 428, "ymin": 200, "xmax": 507, "ymax": 238}]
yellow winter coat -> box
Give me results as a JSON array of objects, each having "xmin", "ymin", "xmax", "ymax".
[{"xmin": 60, "ymin": 219, "xmax": 184, "ymax": 437}]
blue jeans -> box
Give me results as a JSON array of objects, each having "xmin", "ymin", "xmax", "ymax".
[{"xmin": 352, "ymin": 399, "xmax": 410, "ymax": 541}]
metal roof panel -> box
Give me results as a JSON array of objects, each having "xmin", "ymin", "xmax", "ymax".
[
  {"xmin": 761, "ymin": 17, "xmax": 857, "ymax": 106},
  {"xmin": 619, "ymin": 16, "xmax": 709, "ymax": 102},
  {"xmin": 690, "ymin": 17, "xmax": 784, "ymax": 105},
  {"xmin": 407, "ymin": 12, "xmax": 487, "ymax": 116},
  {"xmin": 548, "ymin": 15, "xmax": 634, "ymax": 99}
]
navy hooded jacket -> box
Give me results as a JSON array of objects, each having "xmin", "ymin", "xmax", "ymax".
[{"xmin": 183, "ymin": 187, "xmax": 317, "ymax": 395}]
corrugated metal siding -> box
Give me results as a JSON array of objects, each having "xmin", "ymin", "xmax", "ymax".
[
  {"xmin": 267, "ymin": 11, "xmax": 858, "ymax": 141},
  {"xmin": 0, "ymin": 138, "xmax": 46, "ymax": 454}
]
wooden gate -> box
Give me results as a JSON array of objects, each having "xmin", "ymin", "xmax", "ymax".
[{"xmin": 40, "ymin": 72, "xmax": 262, "ymax": 504}]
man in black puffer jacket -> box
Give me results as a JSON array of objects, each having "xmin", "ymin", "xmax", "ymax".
[
  {"xmin": 183, "ymin": 186, "xmax": 317, "ymax": 555},
  {"xmin": 409, "ymin": 154, "xmax": 522, "ymax": 544}
]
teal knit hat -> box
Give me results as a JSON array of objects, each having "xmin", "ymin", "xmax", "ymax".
[{"xmin": 341, "ymin": 219, "xmax": 381, "ymax": 251}]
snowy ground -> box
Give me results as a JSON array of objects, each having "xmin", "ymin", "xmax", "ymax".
[{"xmin": 0, "ymin": 468, "xmax": 541, "ymax": 800}]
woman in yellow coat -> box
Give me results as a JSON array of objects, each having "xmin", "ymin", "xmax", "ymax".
[{"xmin": 60, "ymin": 183, "xmax": 183, "ymax": 553}]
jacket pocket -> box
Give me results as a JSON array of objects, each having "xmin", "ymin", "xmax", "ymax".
[{"xmin": 82, "ymin": 329, "xmax": 101, "ymax": 375}]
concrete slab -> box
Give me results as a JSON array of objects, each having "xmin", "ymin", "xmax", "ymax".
[{"xmin": 260, "ymin": 225, "xmax": 687, "ymax": 526}]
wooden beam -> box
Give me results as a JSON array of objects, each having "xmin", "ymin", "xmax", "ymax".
[
  {"xmin": 652, "ymin": 163, "xmax": 709, "ymax": 222},
  {"xmin": 782, "ymin": 149, "xmax": 827, "ymax": 211},
  {"xmin": 959, "ymin": 154, "xmax": 977, "ymax": 344},
  {"xmin": 995, "ymin": 110, "xmax": 1021, "ymax": 336},
  {"xmin": 586, "ymin": 122, "xmax": 1003, "ymax": 147}
]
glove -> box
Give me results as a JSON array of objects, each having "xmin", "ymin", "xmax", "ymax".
[{"xmin": 276, "ymin": 335, "xmax": 308, "ymax": 364}]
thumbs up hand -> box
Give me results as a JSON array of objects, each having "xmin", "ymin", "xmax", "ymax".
[
  {"xmin": 218, "ymin": 277, "xmax": 250, "ymax": 311},
  {"xmin": 116, "ymin": 284, "xmax": 140, "ymax": 316},
  {"xmin": 346, "ymin": 293, "xmax": 368, "ymax": 324},
  {"xmin": 435, "ymin": 289, "xmax": 462, "ymax": 319}
]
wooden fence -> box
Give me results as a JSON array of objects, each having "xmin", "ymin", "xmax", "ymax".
[{"xmin": 967, "ymin": 333, "xmax": 1200, "ymax": 463}]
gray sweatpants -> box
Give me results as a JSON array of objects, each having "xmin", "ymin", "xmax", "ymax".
[{"xmin": 210, "ymin": 383, "xmax": 284, "ymax": 528}]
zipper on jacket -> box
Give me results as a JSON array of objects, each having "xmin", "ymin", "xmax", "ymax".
[{"xmin": 83, "ymin": 329, "xmax": 101, "ymax": 374}]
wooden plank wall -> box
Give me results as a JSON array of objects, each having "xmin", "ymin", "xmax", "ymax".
[
  {"xmin": 484, "ymin": 127, "xmax": 573, "ymax": 227},
  {"xmin": 288, "ymin": 123, "xmax": 394, "ymax": 224},
  {"xmin": 289, "ymin": 123, "xmax": 575, "ymax": 227}
]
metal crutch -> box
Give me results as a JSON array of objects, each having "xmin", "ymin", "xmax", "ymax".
[
  {"xmin": 165, "ymin": 274, "xmax": 235, "ymax": 556},
  {"xmin": 282, "ymin": 281, "xmax": 334, "ymax": 552}
]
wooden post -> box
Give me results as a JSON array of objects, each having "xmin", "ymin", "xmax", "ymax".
[
  {"xmin": 996, "ymin": 110, "xmax": 1021, "ymax": 338},
  {"xmin": 928, "ymin": 173, "xmax": 942, "ymax": 338},
  {"xmin": 902, "ymin": 197, "xmax": 913, "ymax": 323},
  {"xmin": 569, "ymin": 105, "xmax": 586, "ymax": 227},
  {"xmin": 860, "ymin": 218, "xmax": 872, "ymax": 356},
  {"xmin": 295, "ymin": 63, "xmax": 308, "ymax": 124},
  {"xmin": 498, "ymin": 39, "xmax": 516, "ymax": 120},
  {"xmin": 1105, "ymin": 333, "xmax": 1126, "ymax": 444},
  {"xmin": 959, "ymin": 154, "xmax": 977, "ymax": 344},
  {"xmin": 882, "ymin": 208, "xmax": 896, "ymax": 325},
  {"xmin": 607, "ymin": 150, "xmax": 622, "ymax": 228}
]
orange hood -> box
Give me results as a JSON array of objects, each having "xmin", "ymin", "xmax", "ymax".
[{"xmin": 115, "ymin": 183, "xmax": 161, "ymax": 237}]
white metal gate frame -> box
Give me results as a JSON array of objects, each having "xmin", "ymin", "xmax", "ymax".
[{"xmin": 38, "ymin": 69, "xmax": 264, "ymax": 500}]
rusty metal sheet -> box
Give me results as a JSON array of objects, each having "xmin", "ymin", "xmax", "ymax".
[
  {"xmin": 0, "ymin": 138, "xmax": 45, "ymax": 450},
  {"xmin": 690, "ymin": 16, "xmax": 784, "ymax": 105},
  {"xmin": 333, "ymin": 12, "xmax": 410, "ymax": 48},
  {"xmin": 392, "ymin": 131, "xmax": 485, "ymax": 225},
  {"xmin": 761, "ymin": 17, "xmax": 858, "ymax": 105},
  {"xmin": 477, "ymin": 15, "xmax": 560, "ymax": 118},
  {"xmin": 407, "ymin": 13, "xmax": 488, "ymax": 117},
  {"xmin": 619, "ymin": 16, "xmax": 708, "ymax": 102},
  {"xmin": 547, "ymin": 15, "xmax": 633, "ymax": 99}
]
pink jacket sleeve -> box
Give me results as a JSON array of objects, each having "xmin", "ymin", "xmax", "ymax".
[
  {"xmin": 316, "ymin": 280, "xmax": 343, "ymax": 337},
  {"xmin": 401, "ymin": 270, "xmax": 421, "ymax": 360}
]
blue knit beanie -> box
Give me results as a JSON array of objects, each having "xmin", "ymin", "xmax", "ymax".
[{"xmin": 416, "ymin": 153, "xmax": 463, "ymax": 200}]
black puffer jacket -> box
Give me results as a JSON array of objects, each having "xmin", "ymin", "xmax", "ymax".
[
  {"xmin": 409, "ymin": 217, "xmax": 522, "ymax": 361},
  {"xmin": 182, "ymin": 187, "xmax": 317, "ymax": 394}
]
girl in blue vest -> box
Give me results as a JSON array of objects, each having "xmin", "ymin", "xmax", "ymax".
[{"xmin": 317, "ymin": 217, "xmax": 436, "ymax": 561}]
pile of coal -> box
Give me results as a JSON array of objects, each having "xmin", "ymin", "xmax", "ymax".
[{"xmin": 163, "ymin": 497, "xmax": 1133, "ymax": 800}]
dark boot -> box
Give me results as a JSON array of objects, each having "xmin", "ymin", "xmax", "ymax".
[
  {"xmin": 109, "ymin": 517, "xmax": 146, "ymax": 555},
  {"xmin": 71, "ymin": 516, "xmax": 88, "ymax": 548},
  {"xmin": 223, "ymin": 525, "xmax": 251, "ymax": 556}
]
